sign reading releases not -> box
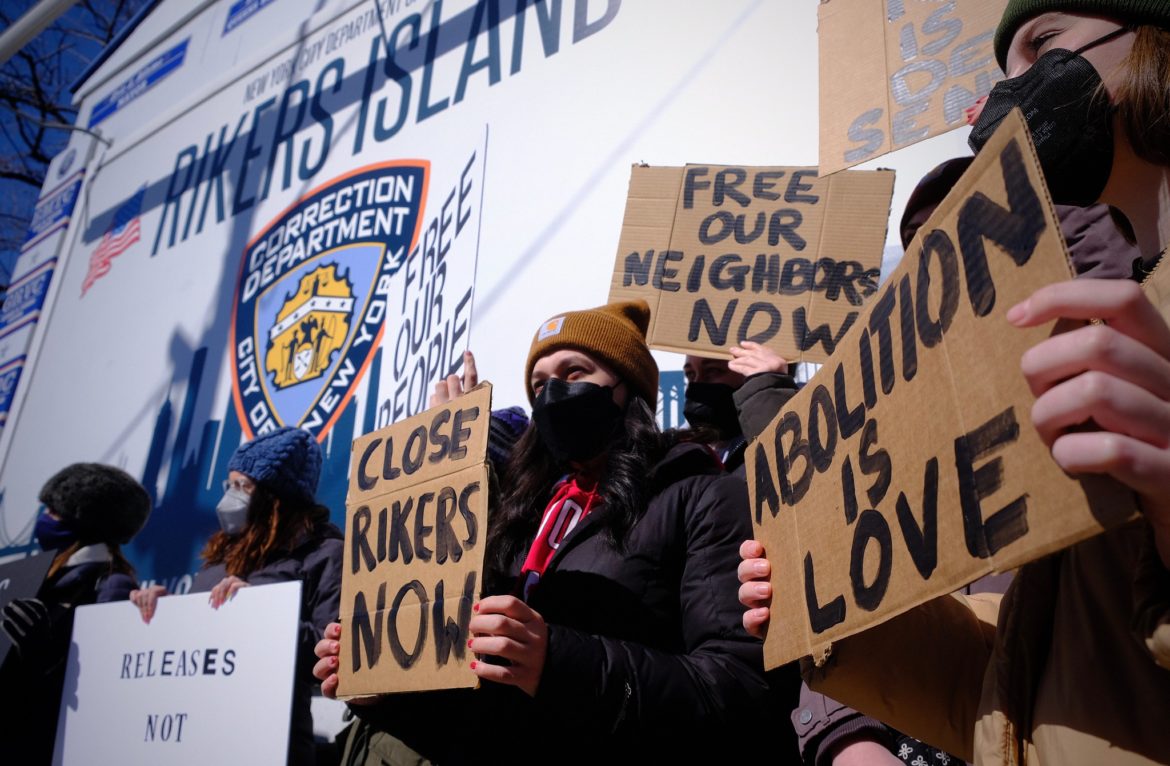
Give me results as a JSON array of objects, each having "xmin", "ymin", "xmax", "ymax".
[{"xmin": 53, "ymin": 581, "xmax": 301, "ymax": 765}]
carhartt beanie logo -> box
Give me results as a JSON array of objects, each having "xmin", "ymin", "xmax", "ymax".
[
  {"xmin": 524, "ymin": 300, "xmax": 660, "ymax": 410},
  {"xmin": 227, "ymin": 426, "xmax": 322, "ymax": 503}
]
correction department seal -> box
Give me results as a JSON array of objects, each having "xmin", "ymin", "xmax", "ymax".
[{"xmin": 230, "ymin": 161, "xmax": 429, "ymax": 440}]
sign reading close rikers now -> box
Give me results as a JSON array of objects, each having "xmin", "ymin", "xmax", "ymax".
[
  {"xmin": 54, "ymin": 582, "xmax": 301, "ymax": 765},
  {"xmin": 819, "ymin": 0, "xmax": 1007, "ymax": 176},
  {"xmin": 339, "ymin": 382, "xmax": 491, "ymax": 696},
  {"xmin": 608, "ymin": 164, "xmax": 894, "ymax": 364},
  {"xmin": 748, "ymin": 111, "xmax": 1137, "ymax": 670}
]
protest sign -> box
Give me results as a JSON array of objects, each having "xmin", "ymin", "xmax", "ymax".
[
  {"xmin": 53, "ymin": 581, "xmax": 301, "ymax": 765},
  {"xmin": 0, "ymin": 553, "xmax": 55, "ymax": 666},
  {"xmin": 1144, "ymin": 260, "xmax": 1170, "ymax": 319},
  {"xmin": 819, "ymin": 0, "xmax": 1007, "ymax": 176},
  {"xmin": 339, "ymin": 382, "xmax": 491, "ymax": 696},
  {"xmin": 747, "ymin": 110, "xmax": 1138, "ymax": 670},
  {"xmin": 608, "ymin": 165, "xmax": 894, "ymax": 364}
]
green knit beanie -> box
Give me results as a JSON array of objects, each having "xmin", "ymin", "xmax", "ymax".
[{"xmin": 995, "ymin": 0, "xmax": 1170, "ymax": 69}]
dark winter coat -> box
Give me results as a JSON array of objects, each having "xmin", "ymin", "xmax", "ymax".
[
  {"xmin": 0, "ymin": 546, "xmax": 135, "ymax": 764},
  {"xmin": 194, "ymin": 522, "xmax": 343, "ymax": 766},
  {"xmin": 354, "ymin": 443, "xmax": 773, "ymax": 764}
]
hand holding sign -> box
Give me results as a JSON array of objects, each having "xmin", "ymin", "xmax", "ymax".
[
  {"xmin": 728, "ymin": 341, "xmax": 789, "ymax": 377},
  {"xmin": 340, "ymin": 383, "xmax": 492, "ymax": 696},
  {"xmin": 208, "ymin": 576, "xmax": 249, "ymax": 609},
  {"xmin": 1008, "ymin": 278, "xmax": 1170, "ymax": 568},
  {"xmin": 468, "ymin": 595, "xmax": 548, "ymax": 697},
  {"xmin": 746, "ymin": 111, "xmax": 1139, "ymax": 669},
  {"xmin": 736, "ymin": 539, "xmax": 771, "ymax": 640},
  {"xmin": 430, "ymin": 350, "xmax": 479, "ymax": 408},
  {"xmin": 130, "ymin": 585, "xmax": 168, "ymax": 624},
  {"xmin": 314, "ymin": 622, "xmax": 380, "ymax": 704}
]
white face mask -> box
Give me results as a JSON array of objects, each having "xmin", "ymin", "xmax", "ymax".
[{"xmin": 215, "ymin": 488, "xmax": 251, "ymax": 535}]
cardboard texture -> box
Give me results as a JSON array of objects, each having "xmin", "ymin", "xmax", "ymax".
[
  {"xmin": 608, "ymin": 165, "xmax": 894, "ymax": 364},
  {"xmin": 339, "ymin": 383, "xmax": 491, "ymax": 696},
  {"xmin": 1143, "ymin": 258, "xmax": 1170, "ymax": 319},
  {"xmin": 747, "ymin": 111, "xmax": 1137, "ymax": 670},
  {"xmin": 819, "ymin": 0, "xmax": 1008, "ymax": 176}
]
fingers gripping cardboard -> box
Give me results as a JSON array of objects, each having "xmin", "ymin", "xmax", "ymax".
[
  {"xmin": 748, "ymin": 112, "xmax": 1138, "ymax": 670},
  {"xmin": 340, "ymin": 383, "xmax": 492, "ymax": 696}
]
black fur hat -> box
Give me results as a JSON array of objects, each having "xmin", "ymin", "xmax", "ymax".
[{"xmin": 38, "ymin": 463, "xmax": 151, "ymax": 545}]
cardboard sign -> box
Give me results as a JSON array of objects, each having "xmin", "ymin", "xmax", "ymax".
[
  {"xmin": 608, "ymin": 165, "xmax": 894, "ymax": 364},
  {"xmin": 53, "ymin": 581, "xmax": 301, "ymax": 765},
  {"xmin": 819, "ymin": 0, "xmax": 1007, "ymax": 176},
  {"xmin": 1143, "ymin": 259, "xmax": 1170, "ymax": 319},
  {"xmin": 0, "ymin": 553, "xmax": 55, "ymax": 667},
  {"xmin": 339, "ymin": 383, "xmax": 491, "ymax": 696},
  {"xmin": 747, "ymin": 111, "xmax": 1137, "ymax": 670}
]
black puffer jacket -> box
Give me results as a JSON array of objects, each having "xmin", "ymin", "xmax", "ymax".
[
  {"xmin": 0, "ymin": 548, "xmax": 135, "ymax": 764},
  {"xmin": 194, "ymin": 522, "xmax": 343, "ymax": 766},
  {"xmin": 356, "ymin": 443, "xmax": 772, "ymax": 764}
]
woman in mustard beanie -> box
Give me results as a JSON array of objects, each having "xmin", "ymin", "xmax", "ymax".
[
  {"xmin": 313, "ymin": 299, "xmax": 773, "ymax": 764},
  {"xmin": 740, "ymin": 3, "xmax": 1170, "ymax": 765}
]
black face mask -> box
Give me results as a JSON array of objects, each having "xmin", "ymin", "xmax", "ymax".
[
  {"xmin": 683, "ymin": 382, "xmax": 742, "ymax": 439},
  {"xmin": 531, "ymin": 378, "xmax": 623, "ymax": 464},
  {"xmin": 969, "ymin": 27, "xmax": 1129, "ymax": 206}
]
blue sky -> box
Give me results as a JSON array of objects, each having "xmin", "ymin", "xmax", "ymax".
[{"xmin": 0, "ymin": 0, "xmax": 151, "ymax": 287}]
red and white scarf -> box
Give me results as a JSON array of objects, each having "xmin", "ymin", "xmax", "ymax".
[{"xmin": 519, "ymin": 476, "xmax": 601, "ymax": 601}]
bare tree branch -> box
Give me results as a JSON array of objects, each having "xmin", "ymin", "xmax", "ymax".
[{"xmin": 0, "ymin": 0, "xmax": 150, "ymax": 263}]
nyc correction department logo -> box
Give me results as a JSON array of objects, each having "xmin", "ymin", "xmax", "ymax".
[{"xmin": 231, "ymin": 161, "xmax": 429, "ymax": 440}]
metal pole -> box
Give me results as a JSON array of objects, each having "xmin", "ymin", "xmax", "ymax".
[{"xmin": 0, "ymin": 0, "xmax": 80, "ymax": 67}]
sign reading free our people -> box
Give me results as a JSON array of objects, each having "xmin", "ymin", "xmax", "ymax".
[
  {"xmin": 609, "ymin": 165, "xmax": 894, "ymax": 364},
  {"xmin": 53, "ymin": 581, "xmax": 301, "ymax": 765},
  {"xmin": 819, "ymin": 0, "xmax": 1007, "ymax": 176},
  {"xmin": 748, "ymin": 111, "xmax": 1139, "ymax": 669},
  {"xmin": 340, "ymin": 383, "xmax": 491, "ymax": 696}
]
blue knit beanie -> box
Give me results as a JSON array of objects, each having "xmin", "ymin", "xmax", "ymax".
[{"xmin": 227, "ymin": 427, "xmax": 321, "ymax": 503}]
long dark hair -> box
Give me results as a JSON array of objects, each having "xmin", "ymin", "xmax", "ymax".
[
  {"xmin": 201, "ymin": 485, "xmax": 329, "ymax": 577},
  {"xmin": 487, "ymin": 395, "xmax": 687, "ymax": 573}
]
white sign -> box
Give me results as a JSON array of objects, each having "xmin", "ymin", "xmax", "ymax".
[{"xmin": 53, "ymin": 581, "xmax": 302, "ymax": 765}]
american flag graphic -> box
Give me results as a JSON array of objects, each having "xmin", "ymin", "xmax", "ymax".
[{"xmin": 82, "ymin": 185, "xmax": 145, "ymax": 296}]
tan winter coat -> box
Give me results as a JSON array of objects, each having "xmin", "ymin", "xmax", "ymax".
[{"xmin": 806, "ymin": 520, "xmax": 1170, "ymax": 765}]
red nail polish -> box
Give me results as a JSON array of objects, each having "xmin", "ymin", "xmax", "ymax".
[
  {"xmin": 467, "ymin": 639, "xmax": 473, "ymax": 648},
  {"xmin": 473, "ymin": 602, "xmax": 480, "ymax": 612},
  {"xmin": 470, "ymin": 661, "xmax": 477, "ymax": 670}
]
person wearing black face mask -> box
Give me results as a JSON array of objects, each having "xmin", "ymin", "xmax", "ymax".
[
  {"xmin": 683, "ymin": 355, "xmax": 747, "ymax": 466},
  {"xmin": 131, "ymin": 427, "xmax": 342, "ymax": 766},
  {"xmin": 312, "ymin": 299, "xmax": 779, "ymax": 764},
  {"xmin": 0, "ymin": 463, "xmax": 150, "ymax": 763},
  {"xmin": 739, "ymin": 4, "xmax": 1170, "ymax": 765},
  {"xmin": 682, "ymin": 343, "xmax": 798, "ymax": 473}
]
